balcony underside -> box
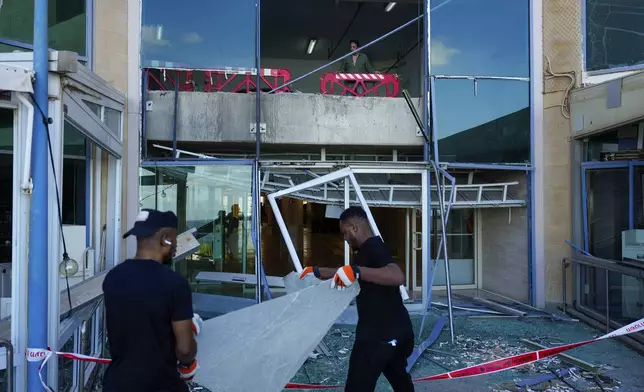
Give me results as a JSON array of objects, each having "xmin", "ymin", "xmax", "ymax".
[{"xmin": 144, "ymin": 91, "xmax": 425, "ymax": 146}]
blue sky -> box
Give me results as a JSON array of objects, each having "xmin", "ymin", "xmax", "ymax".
[{"xmin": 142, "ymin": 0, "xmax": 529, "ymax": 142}]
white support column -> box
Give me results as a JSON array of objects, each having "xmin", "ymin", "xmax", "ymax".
[
  {"xmin": 344, "ymin": 178, "xmax": 350, "ymax": 266},
  {"xmin": 125, "ymin": 0, "xmax": 142, "ymax": 258},
  {"xmin": 530, "ymin": 0, "xmax": 546, "ymax": 308},
  {"xmin": 405, "ymin": 209, "xmax": 411, "ymax": 292},
  {"xmin": 46, "ymin": 92, "xmax": 64, "ymax": 388}
]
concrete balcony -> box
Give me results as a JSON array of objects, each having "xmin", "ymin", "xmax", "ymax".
[{"xmin": 144, "ymin": 91, "xmax": 425, "ymax": 147}]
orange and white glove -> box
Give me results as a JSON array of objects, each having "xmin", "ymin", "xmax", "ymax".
[
  {"xmin": 298, "ymin": 266, "xmax": 321, "ymax": 280},
  {"xmin": 191, "ymin": 313, "xmax": 203, "ymax": 337},
  {"xmin": 331, "ymin": 265, "xmax": 360, "ymax": 290},
  {"xmin": 178, "ymin": 359, "xmax": 199, "ymax": 381}
]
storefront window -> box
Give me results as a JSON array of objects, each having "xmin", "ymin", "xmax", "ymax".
[
  {"xmin": 586, "ymin": 168, "xmax": 629, "ymax": 260},
  {"xmin": 586, "ymin": 0, "xmax": 644, "ymax": 71},
  {"xmin": 139, "ymin": 165, "xmax": 255, "ymax": 298},
  {"xmin": 435, "ymin": 79, "xmax": 530, "ymax": 163},
  {"xmin": 0, "ymin": 0, "xmax": 87, "ymax": 56},
  {"xmin": 431, "ymin": 209, "xmax": 475, "ymax": 285},
  {"xmin": 141, "ymin": 0, "xmax": 255, "ymax": 69}
]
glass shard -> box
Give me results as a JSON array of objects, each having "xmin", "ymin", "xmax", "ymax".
[{"xmin": 193, "ymin": 272, "xmax": 359, "ymax": 392}]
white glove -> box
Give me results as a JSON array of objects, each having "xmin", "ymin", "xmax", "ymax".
[{"xmin": 191, "ymin": 313, "xmax": 204, "ymax": 336}]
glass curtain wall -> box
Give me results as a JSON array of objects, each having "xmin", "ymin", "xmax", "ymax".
[
  {"xmin": 140, "ymin": 165, "xmax": 255, "ymax": 298},
  {"xmin": 578, "ymin": 126, "xmax": 644, "ymax": 337},
  {"xmin": 585, "ymin": 0, "xmax": 644, "ymax": 72},
  {"xmin": 0, "ymin": 0, "xmax": 87, "ymax": 56},
  {"xmin": 432, "ymin": 0, "xmax": 530, "ymax": 164}
]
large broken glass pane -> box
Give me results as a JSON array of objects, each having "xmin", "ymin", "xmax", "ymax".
[{"xmin": 193, "ymin": 272, "xmax": 359, "ymax": 392}]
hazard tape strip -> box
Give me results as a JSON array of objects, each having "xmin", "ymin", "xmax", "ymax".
[
  {"xmin": 27, "ymin": 317, "xmax": 644, "ymax": 391},
  {"xmin": 283, "ymin": 316, "xmax": 644, "ymax": 389}
]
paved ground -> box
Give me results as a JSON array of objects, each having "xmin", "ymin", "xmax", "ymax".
[
  {"xmin": 286, "ymin": 312, "xmax": 643, "ymax": 392},
  {"xmin": 89, "ymin": 305, "xmax": 644, "ymax": 392}
]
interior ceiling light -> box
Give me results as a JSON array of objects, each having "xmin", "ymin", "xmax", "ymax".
[
  {"xmin": 385, "ymin": 2, "xmax": 396, "ymax": 12},
  {"xmin": 307, "ymin": 39, "xmax": 317, "ymax": 55}
]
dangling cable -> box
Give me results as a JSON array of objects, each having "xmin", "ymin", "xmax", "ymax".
[{"xmin": 28, "ymin": 93, "xmax": 74, "ymax": 319}]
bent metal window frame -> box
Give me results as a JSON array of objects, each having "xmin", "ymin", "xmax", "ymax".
[{"xmin": 266, "ymin": 167, "xmax": 411, "ymax": 301}]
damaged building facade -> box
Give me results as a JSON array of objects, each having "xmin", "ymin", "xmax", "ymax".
[{"xmin": 0, "ymin": 0, "xmax": 643, "ymax": 390}]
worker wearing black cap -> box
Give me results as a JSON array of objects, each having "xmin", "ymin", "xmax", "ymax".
[{"xmin": 102, "ymin": 209, "xmax": 203, "ymax": 392}]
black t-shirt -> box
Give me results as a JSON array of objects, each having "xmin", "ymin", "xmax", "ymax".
[
  {"xmin": 102, "ymin": 259, "xmax": 193, "ymax": 392},
  {"xmin": 353, "ymin": 236, "xmax": 413, "ymax": 342}
]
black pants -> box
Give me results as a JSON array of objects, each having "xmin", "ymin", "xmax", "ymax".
[{"xmin": 345, "ymin": 335, "xmax": 415, "ymax": 392}]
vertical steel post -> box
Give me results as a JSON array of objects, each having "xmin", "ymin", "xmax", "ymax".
[
  {"xmin": 28, "ymin": 0, "xmax": 49, "ymax": 388},
  {"xmin": 605, "ymin": 269, "xmax": 610, "ymax": 333},
  {"xmin": 254, "ymin": 0, "xmax": 263, "ymax": 302},
  {"xmin": 172, "ymin": 81, "xmax": 179, "ymax": 158}
]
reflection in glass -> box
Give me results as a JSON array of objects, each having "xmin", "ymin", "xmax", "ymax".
[
  {"xmin": 0, "ymin": 0, "xmax": 87, "ymax": 56},
  {"xmin": 586, "ymin": 169, "xmax": 628, "ymax": 260},
  {"xmin": 104, "ymin": 108, "xmax": 122, "ymax": 137},
  {"xmin": 585, "ymin": 124, "xmax": 639, "ymax": 162},
  {"xmin": 139, "ymin": 165, "xmax": 255, "ymax": 298},
  {"xmin": 435, "ymin": 79, "xmax": 530, "ymax": 163},
  {"xmin": 431, "ymin": 0, "xmax": 529, "ymax": 77},
  {"xmin": 635, "ymin": 167, "xmax": 644, "ymax": 230},
  {"xmin": 141, "ymin": 0, "xmax": 255, "ymax": 69},
  {"xmin": 260, "ymin": 0, "xmax": 423, "ymax": 95},
  {"xmin": 580, "ymin": 266, "xmax": 644, "ymax": 325},
  {"xmin": 586, "ymin": 0, "xmax": 644, "ymax": 71}
]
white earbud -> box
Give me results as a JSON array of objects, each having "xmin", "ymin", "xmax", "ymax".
[{"xmin": 163, "ymin": 239, "xmax": 172, "ymax": 246}]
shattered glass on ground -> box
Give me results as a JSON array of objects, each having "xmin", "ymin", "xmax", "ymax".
[{"xmin": 287, "ymin": 313, "xmax": 644, "ymax": 392}]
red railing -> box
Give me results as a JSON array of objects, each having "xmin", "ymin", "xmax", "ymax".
[
  {"xmin": 320, "ymin": 73, "xmax": 400, "ymax": 97},
  {"xmin": 144, "ymin": 68, "xmax": 292, "ymax": 93}
]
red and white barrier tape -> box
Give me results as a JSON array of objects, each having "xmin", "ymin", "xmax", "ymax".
[
  {"xmin": 284, "ymin": 316, "xmax": 644, "ymax": 389},
  {"xmin": 27, "ymin": 317, "xmax": 644, "ymax": 391},
  {"xmin": 27, "ymin": 347, "xmax": 110, "ymax": 391}
]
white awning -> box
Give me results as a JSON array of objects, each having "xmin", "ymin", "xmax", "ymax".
[
  {"xmin": 571, "ymin": 71, "xmax": 644, "ymax": 138},
  {"xmin": 0, "ymin": 64, "xmax": 33, "ymax": 93}
]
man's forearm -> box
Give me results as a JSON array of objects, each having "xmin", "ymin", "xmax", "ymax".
[
  {"xmin": 176, "ymin": 338, "xmax": 197, "ymax": 365},
  {"xmin": 357, "ymin": 264, "xmax": 405, "ymax": 286}
]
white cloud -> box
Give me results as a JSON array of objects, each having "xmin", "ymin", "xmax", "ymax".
[
  {"xmin": 182, "ymin": 32, "xmax": 204, "ymax": 44},
  {"xmin": 431, "ymin": 40, "xmax": 459, "ymax": 66},
  {"xmin": 141, "ymin": 25, "xmax": 171, "ymax": 46}
]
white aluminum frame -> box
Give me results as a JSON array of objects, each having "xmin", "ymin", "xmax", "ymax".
[
  {"xmin": 267, "ymin": 167, "xmax": 420, "ymax": 305},
  {"xmin": 8, "ymin": 99, "xmax": 29, "ymax": 392}
]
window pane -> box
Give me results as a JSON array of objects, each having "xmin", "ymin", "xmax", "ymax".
[
  {"xmin": 63, "ymin": 122, "xmax": 87, "ymax": 226},
  {"xmin": 0, "ymin": 109, "xmax": 13, "ymax": 266},
  {"xmin": 431, "ymin": 0, "xmax": 529, "ymax": 77},
  {"xmin": 139, "ymin": 165, "xmax": 255, "ymax": 299},
  {"xmin": 104, "ymin": 108, "xmax": 121, "ymax": 137},
  {"xmin": 58, "ymin": 334, "xmax": 75, "ymax": 391},
  {"xmin": 586, "ymin": 0, "xmax": 644, "ymax": 71},
  {"xmin": 587, "ymin": 168, "xmax": 629, "ymax": 260},
  {"xmin": 141, "ymin": 0, "xmax": 255, "ymax": 69},
  {"xmin": 0, "ymin": 0, "xmax": 87, "ymax": 56},
  {"xmin": 435, "ymin": 79, "xmax": 530, "ymax": 163}
]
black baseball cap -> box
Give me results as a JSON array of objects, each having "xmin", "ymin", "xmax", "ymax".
[{"xmin": 123, "ymin": 209, "xmax": 179, "ymax": 239}]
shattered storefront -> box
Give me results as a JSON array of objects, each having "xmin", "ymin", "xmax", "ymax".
[{"xmin": 0, "ymin": 51, "xmax": 123, "ymax": 390}]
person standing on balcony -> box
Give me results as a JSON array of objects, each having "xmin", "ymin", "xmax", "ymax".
[
  {"xmin": 102, "ymin": 209, "xmax": 203, "ymax": 392},
  {"xmin": 339, "ymin": 40, "xmax": 377, "ymax": 96},
  {"xmin": 299, "ymin": 206, "xmax": 415, "ymax": 392}
]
